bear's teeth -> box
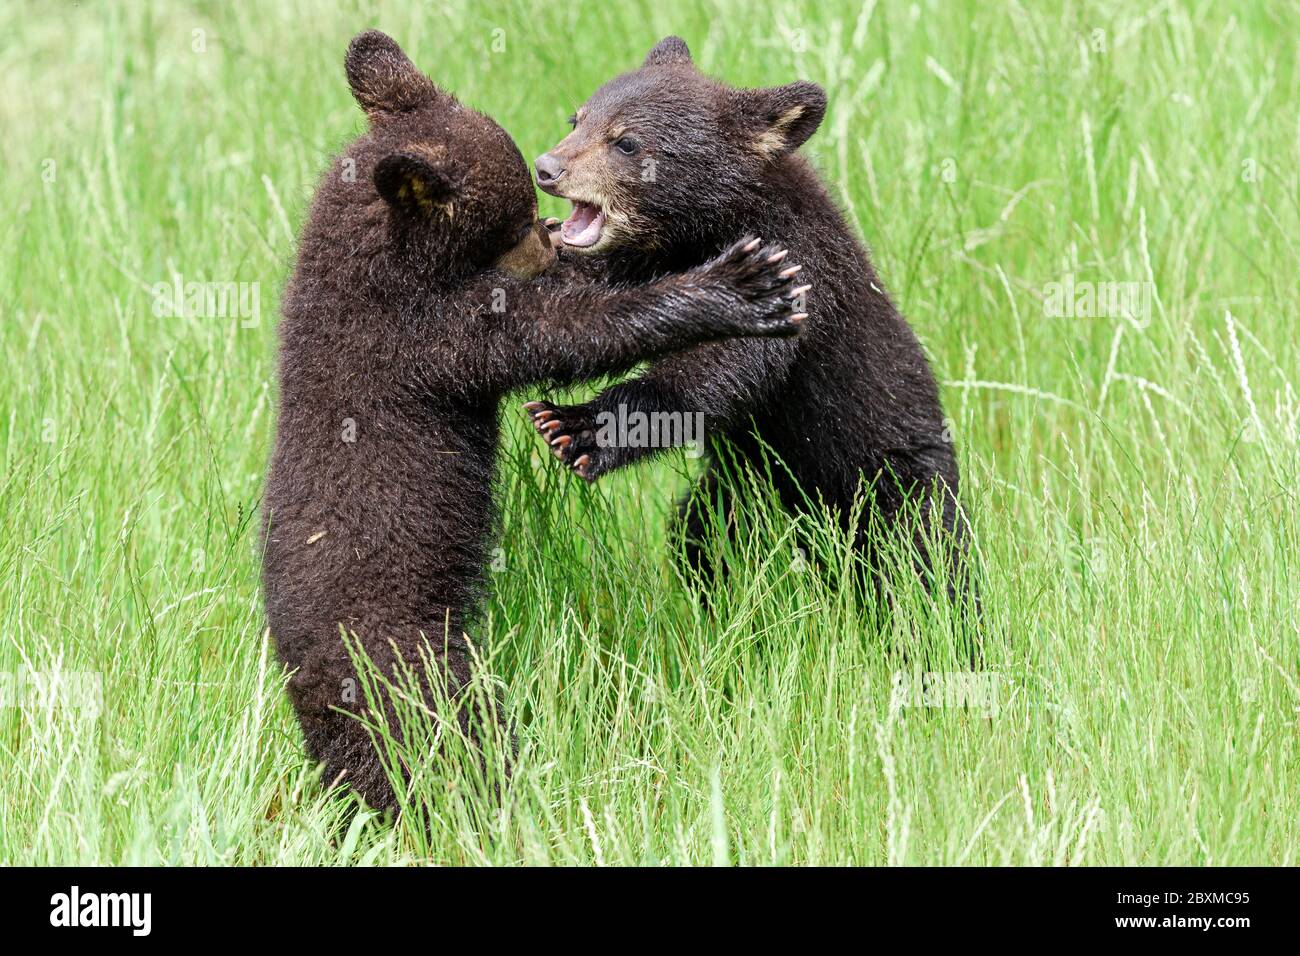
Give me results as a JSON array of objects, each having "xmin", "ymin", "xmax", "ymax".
[{"xmin": 561, "ymin": 201, "xmax": 606, "ymax": 247}]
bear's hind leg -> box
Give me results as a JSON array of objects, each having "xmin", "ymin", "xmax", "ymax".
[{"xmin": 670, "ymin": 464, "xmax": 737, "ymax": 590}]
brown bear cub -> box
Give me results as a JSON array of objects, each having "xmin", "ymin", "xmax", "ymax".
[
  {"xmin": 528, "ymin": 37, "xmax": 969, "ymax": 600},
  {"xmin": 262, "ymin": 31, "xmax": 807, "ymax": 812}
]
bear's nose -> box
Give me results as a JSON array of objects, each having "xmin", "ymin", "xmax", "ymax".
[{"xmin": 535, "ymin": 153, "xmax": 566, "ymax": 189}]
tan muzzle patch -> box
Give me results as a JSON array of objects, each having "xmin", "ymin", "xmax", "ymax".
[{"xmin": 495, "ymin": 221, "xmax": 558, "ymax": 279}]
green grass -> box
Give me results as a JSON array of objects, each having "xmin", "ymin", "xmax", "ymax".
[{"xmin": 2, "ymin": 0, "xmax": 1297, "ymax": 865}]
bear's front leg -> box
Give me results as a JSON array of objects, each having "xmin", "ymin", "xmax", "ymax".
[
  {"xmin": 523, "ymin": 239, "xmax": 808, "ymax": 478},
  {"xmin": 525, "ymin": 328, "xmax": 805, "ymax": 481},
  {"xmin": 524, "ymin": 377, "xmax": 692, "ymax": 481}
]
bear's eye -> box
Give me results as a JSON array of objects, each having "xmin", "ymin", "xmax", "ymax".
[
  {"xmin": 613, "ymin": 137, "xmax": 640, "ymax": 156},
  {"xmin": 566, "ymin": 114, "xmax": 578, "ymax": 128}
]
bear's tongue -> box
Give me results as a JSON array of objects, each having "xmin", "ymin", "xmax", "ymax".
[{"xmin": 561, "ymin": 201, "xmax": 605, "ymax": 248}]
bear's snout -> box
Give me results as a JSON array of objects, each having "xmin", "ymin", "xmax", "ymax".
[{"xmin": 535, "ymin": 152, "xmax": 566, "ymax": 190}]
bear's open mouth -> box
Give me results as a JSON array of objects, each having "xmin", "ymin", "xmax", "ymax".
[{"xmin": 560, "ymin": 201, "xmax": 606, "ymax": 248}]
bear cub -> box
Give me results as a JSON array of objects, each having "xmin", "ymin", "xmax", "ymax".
[
  {"xmin": 529, "ymin": 37, "xmax": 970, "ymax": 600},
  {"xmin": 261, "ymin": 31, "xmax": 807, "ymax": 811}
]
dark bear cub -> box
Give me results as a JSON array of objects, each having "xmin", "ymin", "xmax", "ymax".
[
  {"xmin": 262, "ymin": 31, "xmax": 806, "ymax": 812},
  {"xmin": 528, "ymin": 37, "xmax": 970, "ymax": 600}
]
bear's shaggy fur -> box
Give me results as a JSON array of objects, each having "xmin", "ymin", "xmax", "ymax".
[
  {"xmin": 262, "ymin": 32, "xmax": 807, "ymax": 811},
  {"xmin": 528, "ymin": 37, "xmax": 970, "ymax": 598}
]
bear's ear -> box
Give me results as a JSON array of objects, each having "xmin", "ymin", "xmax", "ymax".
[
  {"xmin": 346, "ymin": 30, "xmax": 440, "ymax": 119},
  {"xmin": 374, "ymin": 148, "xmax": 458, "ymax": 218},
  {"xmin": 643, "ymin": 36, "xmax": 693, "ymax": 68},
  {"xmin": 732, "ymin": 81, "xmax": 827, "ymax": 161}
]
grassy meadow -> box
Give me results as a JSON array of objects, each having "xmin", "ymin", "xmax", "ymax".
[{"xmin": 1, "ymin": 0, "xmax": 1297, "ymax": 864}]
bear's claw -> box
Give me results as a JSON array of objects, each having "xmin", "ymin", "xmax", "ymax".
[
  {"xmin": 712, "ymin": 236, "xmax": 809, "ymax": 336},
  {"xmin": 524, "ymin": 400, "xmax": 603, "ymax": 481}
]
